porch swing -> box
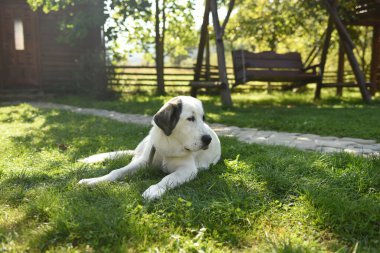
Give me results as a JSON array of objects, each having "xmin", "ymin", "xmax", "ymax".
[{"xmin": 231, "ymin": 31, "xmax": 325, "ymax": 89}]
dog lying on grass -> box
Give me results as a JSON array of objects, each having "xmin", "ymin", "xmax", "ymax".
[{"xmin": 78, "ymin": 96, "xmax": 221, "ymax": 200}]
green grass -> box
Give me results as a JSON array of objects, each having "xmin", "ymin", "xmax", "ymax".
[
  {"xmin": 52, "ymin": 89, "xmax": 380, "ymax": 141},
  {"xmin": 1, "ymin": 103, "xmax": 379, "ymax": 252}
]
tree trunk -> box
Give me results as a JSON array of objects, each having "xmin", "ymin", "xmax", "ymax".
[
  {"xmin": 191, "ymin": 0, "xmax": 210, "ymax": 97},
  {"xmin": 210, "ymin": 0, "xmax": 233, "ymax": 107},
  {"xmin": 205, "ymin": 31, "xmax": 211, "ymax": 81},
  {"xmin": 336, "ymin": 42, "xmax": 344, "ymax": 96},
  {"xmin": 155, "ymin": 0, "xmax": 165, "ymax": 95},
  {"xmin": 314, "ymin": 15, "xmax": 333, "ymax": 100},
  {"xmin": 370, "ymin": 25, "xmax": 380, "ymax": 95}
]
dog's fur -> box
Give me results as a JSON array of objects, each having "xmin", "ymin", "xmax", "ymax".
[{"xmin": 78, "ymin": 96, "xmax": 221, "ymax": 200}]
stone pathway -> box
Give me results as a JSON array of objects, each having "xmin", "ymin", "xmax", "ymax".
[{"xmin": 27, "ymin": 102, "xmax": 380, "ymax": 156}]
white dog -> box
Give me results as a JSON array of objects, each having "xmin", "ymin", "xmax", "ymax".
[{"xmin": 78, "ymin": 96, "xmax": 221, "ymax": 200}]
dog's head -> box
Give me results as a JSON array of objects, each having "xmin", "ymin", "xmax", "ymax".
[{"xmin": 153, "ymin": 96, "xmax": 212, "ymax": 152}]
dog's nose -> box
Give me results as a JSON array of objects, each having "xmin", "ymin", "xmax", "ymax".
[{"xmin": 201, "ymin": 134, "xmax": 212, "ymax": 145}]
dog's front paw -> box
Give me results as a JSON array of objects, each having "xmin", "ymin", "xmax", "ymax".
[
  {"xmin": 78, "ymin": 178, "xmax": 103, "ymax": 185},
  {"xmin": 142, "ymin": 184, "xmax": 166, "ymax": 200}
]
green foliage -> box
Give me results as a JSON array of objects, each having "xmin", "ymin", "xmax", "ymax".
[
  {"xmin": 163, "ymin": 1, "xmax": 198, "ymax": 65},
  {"xmin": 226, "ymin": 0, "xmax": 326, "ymax": 52},
  {"xmin": 0, "ymin": 103, "xmax": 379, "ymax": 252},
  {"xmin": 109, "ymin": 0, "xmax": 197, "ymax": 65},
  {"xmin": 104, "ymin": 0, "xmax": 152, "ymax": 61}
]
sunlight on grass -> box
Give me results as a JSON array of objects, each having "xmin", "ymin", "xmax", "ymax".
[
  {"xmin": 248, "ymin": 196, "xmax": 336, "ymax": 252},
  {"xmin": 0, "ymin": 206, "xmax": 26, "ymax": 232}
]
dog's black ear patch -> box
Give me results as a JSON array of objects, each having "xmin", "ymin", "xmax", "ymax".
[{"xmin": 153, "ymin": 97, "xmax": 182, "ymax": 136}]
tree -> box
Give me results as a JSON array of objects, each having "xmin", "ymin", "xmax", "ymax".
[
  {"xmin": 154, "ymin": 0, "xmax": 197, "ymax": 94},
  {"xmin": 155, "ymin": 0, "xmax": 165, "ymax": 94},
  {"xmin": 226, "ymin": 0, "xmax": 327, "ymax": 53},
  {"xmin": 119, "ymin": 0, "xmax": 196, "ymax": 94}
]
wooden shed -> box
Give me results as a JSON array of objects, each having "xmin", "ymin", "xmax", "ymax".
[{"xmin": 0, "ymin": 0, "xmax": 106, "ymax": 97}]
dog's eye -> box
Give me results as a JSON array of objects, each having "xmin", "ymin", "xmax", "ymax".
[
  {"xmin": 187, "ymin": 116, "xmax": 195, "ymax": 122},
  {"xmin": 202, "ymin": 115, "xmax": 205, "ymax": 121}
]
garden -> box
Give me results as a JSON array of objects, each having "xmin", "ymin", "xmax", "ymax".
[{"xmin": 1, "ymin": 0, "xmax": 380, "ymax": 252}]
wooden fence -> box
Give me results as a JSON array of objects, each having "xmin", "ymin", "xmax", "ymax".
[
  {"xmin": 107, "ymin": 65, "xmax": 369, "ymax": 90},
  {"xmin": 107, "ymin": 65, "xmax": 234, "ymax": 88}
]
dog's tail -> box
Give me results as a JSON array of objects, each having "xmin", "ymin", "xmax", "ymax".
[{"xmin": 78, "ymin": 150, "xmax": 135, "ymax": 164}]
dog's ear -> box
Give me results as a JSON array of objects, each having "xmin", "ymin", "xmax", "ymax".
[{"xmin": 153, "ymin": 98, "xmax": 182, "ymax": 136}]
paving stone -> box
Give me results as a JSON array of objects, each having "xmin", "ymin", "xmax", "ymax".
[
  {"xmin": 317, "ymin": 136, "xmax": 339, "ymax": 141},
  {"xmin": 291, "ymin": 140, "xmax": 318, "ymax": 150},
  {"xmin": 226, "ymin": 126, "xmax": 242, "ymax": 135},
  {"xmin": 296, "ymin": 136, "xmax": 313, "ymax": 142},
  {"xmin": 344, "ymin": 148, "xmax": 363, "ymax": 155},
  {"xmin": 358, "ymin": 148, "xmax": 379, "ymax": 155},
  {"xmin": 341, "ymin": 137, "xmax": 376, "ymax": 145},
  {"xmin": 255, "ymin": 131, "xmax": 277, "ymax": 138},
  {"xmin": 240, "ymin": 127, "xmax": 259, "ymax": 132},
  {"xmin": 238, "ymin": 129, "xmax": 259, "ymax": 137},
  {"xmin": 250, "ymin": 136, "xmax": 268, "ymax": 144},
  {"xmin": 321, "ymin": 147, "xmax": 342, "ymax": 153},
  {"xmin": 314, "ymin": 139, "xmax": 354, "ymax": 148},
  {"xmin": 267, "ymin": 139, "xmax": 294, "ymax": 146},
  {"xmin": 335, "ymin": 141, "xmax": 361, "ymax": 148},
  {"xmin": 364, "ymin": 144, "xmax": 380, "ymax": 151},
  {"xmin": 279, "ymin": 133, "xmax": 300, "ymax": 138},
  {"xmin": 241, "ymin": 138, "xmax": 256, "ymax": 144},
  {"xmin": 346, "ymin": 143, "xmax": 366, "ymax": 149},
  {"xmin": 314, "ymin": 139, "xmax": 337, "ymax": 146},
  {"xmin": 267, "ymin": 135, "xmax": 295, "ymax": 145},
  {"xmin": 298, "ymin": 134, "xmax": 320, "ymax": 139},
  {"xmin": 236, "ymin": 132, "xmax": 255, "ymax": 141},
  {"xmin": 211, "ymin": 126, "xmax": 235, "ymax": 136}
]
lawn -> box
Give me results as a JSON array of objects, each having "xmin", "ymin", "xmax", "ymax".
[
  {"xmin": 1, "ymin": 99, "xmax": 379, "ymax": 252},
  {"xmin": 52, "ymin": 89, "xmax": 380, "ymax": 142}
]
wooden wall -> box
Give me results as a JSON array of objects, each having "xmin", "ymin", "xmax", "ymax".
[
  {"xmin": 37, "ymin": 7, "xmax": 106, "ymax": 95},
  {"xmin": 0, "ymin": 0, "xmax": 106, "ymax": 95},
  {"xmin": 38, "ymin": 12, "xmax": 81, "ymax": 91}
]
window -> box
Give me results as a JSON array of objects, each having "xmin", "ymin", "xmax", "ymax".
[{"xmin": 14, "ymin": 19, "xmax": 25, "ymax": 50}]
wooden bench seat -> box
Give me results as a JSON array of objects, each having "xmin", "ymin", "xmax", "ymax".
[{"xmin": 232, "ymin": 50, "xmax": 321, "ymax": 87}]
